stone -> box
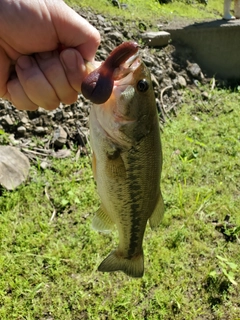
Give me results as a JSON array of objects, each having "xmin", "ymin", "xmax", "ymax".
[
  {"xmin": 20, "ymin": 116, "xmax": 29, "ymax": 124},
  {"xmin": 108, "ymin": 31, "xmax": 124, "ymax": 42},
  {"xmin": 141, "ymin": 31, "xmax": 171, "ymax": 47},
  {"xmin": 53, "ymin": 149, "xmax": 71, "ymax": 159},
  {"xmin": 17, "ymin": 126, "xmax": 27, "ymax": 135},
  {"xmin": 68, "ymin": 111, "xmax": 73, "ymax": 118},
  {"xmin": 0, "ymin": 114, "xmax": 13, "ymax": 126},
  {"xmin": 104, "ymin": 27, "xmax": 112, "ymax": 33},
  {"xmin": 187, "ymin": 63, "xmax": 202, "ymax": 79},
  {"xmin": 54, "ymin": 109, "xmax": 64, "ymax": 121},
  {"xmin": 53, "ymin": 126, "xmax": 68, "ymax": 148},
  {"xmin": 112, "ymin": 0, "xmax": 120, "ymax": 8},
  {"xmin": 37, "ymin": 107, "xmax": 48, "ymax": 115},
  {"xmin": 201, "ymin": 91, "xmax": 209, "ymax": 100},
  {"xmin": 8, "ymin": 134, "xmax": 19, "ymax": 145},
  {"xmin": 177, "ymin": 75, "xmax": 187, "ymax": 88},
  {"xmin": 97, "ymin": 14, "xmax": 105, "ymax": 22},
  {"xmin": 0, "ymin": 146, "xmax": 30, "ymax": 190},
  {"xmin": 34, "ymin": 126, "xmax": 46, "ymax": 134},
  {"xmin": 40, "ymin": 161, "xmax": 50, "ymax": 170}
]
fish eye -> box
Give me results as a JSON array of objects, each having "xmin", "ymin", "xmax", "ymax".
[{"xmin": 137, "ymin": 79, "xmax": 149, "ymax": 92}]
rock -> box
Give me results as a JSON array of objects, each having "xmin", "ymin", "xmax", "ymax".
[
  {"xmin": 104, "ymin": 27, "xmax": 112, "ymax": 33},
  {"xmin": 17, "ymin": 126, "xmax": 27, "ymax": 135},
  {"xmin": 53, "ymin": 149, "xmax": 72, "ymax": 159},
  {"xmin": 34, "ymin": 126, "xmax": 46, "ymax": 134},
  {"xmin": 141, "ymin": 31, "xmax": 171, "ymax": 47},
  {"xmin": 53, "ymin": 126, "xmax": 68, "ymax": 148},
  {"xmin": 193, "ymin": 79, "xmax": 200, "ymax": 87},
  {"xmin": 8, "ymin": 134, "xmax": 19, "ymax": 145},
  {"xmin": 201, "ymin": 91, "xmax": 209, "ymax": 100},
  {"xmin": 187, "ymin": 63, "xmax": 202, "ymax": 79},
  {"xmin": 97, "ymin": 14, "xmax": 105, "ymax": 22},
  {"xmin": 19, "ymin": 115, "xmax": 29, "ymax": 125},
  {"xmin": 176, "ymin": 75, "xmax": 187, "ymax": 88},
  {"xmin": 0, "ymin": 146, "xmax": 30, "ymax": 190},
  {"xmin": 54, "ymin": 109, "xmax": 64, "ymax": 121},
  {"xmin": 0, "ymin": 114, "xmax": 14, "ymax": 127},
  {"xmin": 40, "ymin": 161, "xmax": 51, "ymax": 170},
  {"xmin": 68, "ymin": 111, "xmax": 74, "ymax": 118},
  {"xmin": 108, "ymin": 31, "xmax": 124, "ymax": 42},
  {"xmin": 111, "ymin": 0, "xmax": 120, "ymax": 8},
  {"xmin": 37, "ymin": 107, "xmax": 48, "ymax": 115}
]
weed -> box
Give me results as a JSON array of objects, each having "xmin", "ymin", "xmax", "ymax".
[
  {"xmin": 0, "ymin": 129, "xmax": 10, "ymax": 145},
  {"xmin": 216, "ymin": 255, "xmax": 238, "ymax": 286},
  {"xmin": 205, "ymin": 255, "xmax": 238, "ymax": 310}
]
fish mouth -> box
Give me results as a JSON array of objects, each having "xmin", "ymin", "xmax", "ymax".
[
  {"xmin": 82, "ymin": 42, "xmax": 140, "ymax": 104},
  {"xmin": 113, "ymin": 52, "xmax": 141, "ymax": 87}
]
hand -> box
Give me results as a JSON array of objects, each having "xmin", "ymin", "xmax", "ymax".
[{"xmin": 0, "ymin": 0, "xmax": 100, "ymax": 110}]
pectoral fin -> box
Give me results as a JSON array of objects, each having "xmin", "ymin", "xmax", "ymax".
[
  {"xmin": 92, "ymin": 205, "xmax": 114, "ymax": 233},
  {"xmin": 149, "ymin": 191, "xmax": 164, "ymax": 229}
]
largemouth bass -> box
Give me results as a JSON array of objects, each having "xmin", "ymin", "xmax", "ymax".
[{"xmin": 82, "ymin": 42, "xmax": 164, "ymax": 278}]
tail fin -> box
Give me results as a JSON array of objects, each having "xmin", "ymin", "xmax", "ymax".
[{"xmin": 98, "ymin": 250, "xmax": 144, "ymax": 278}]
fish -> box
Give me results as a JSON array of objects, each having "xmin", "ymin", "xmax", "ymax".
[{"xmin": 81, "ymin": 41, "xmax": 164, "ymax": 278}]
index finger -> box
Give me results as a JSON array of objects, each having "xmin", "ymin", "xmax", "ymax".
[{"xmin": 52, "ymin": 3, "xmax": 100, "ymax": 62}]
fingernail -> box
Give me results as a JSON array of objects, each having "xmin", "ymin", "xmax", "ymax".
[
  {"xmin": 17, "ymin": 56, "xmax": 33, "ymax": 69},
  {"xmin": 61, "ymin": 49, "xmax": 77, "ymax": 70}
]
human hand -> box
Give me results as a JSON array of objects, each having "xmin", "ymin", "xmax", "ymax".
[{"xmin": 0, "ymin": 0, "xmax": 100, "ymax": 110}]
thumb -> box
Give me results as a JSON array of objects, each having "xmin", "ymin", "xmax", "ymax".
[{"xmin": 51, "ymin": 2, "xmax": 100, "ymax": 62}]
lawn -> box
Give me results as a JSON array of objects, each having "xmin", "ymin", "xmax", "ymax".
[
  {"xmin": 0, "ymin": 84, "xmax": 239, "ymax": 319},
  {"xmin": 66, "ymin": 0, "xmax": 224, "ymax": 22}
]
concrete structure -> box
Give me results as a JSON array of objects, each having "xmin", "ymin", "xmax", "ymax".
[{"xmin": 165, "ymin": 19, "xmax": 240, "ymax": 79}]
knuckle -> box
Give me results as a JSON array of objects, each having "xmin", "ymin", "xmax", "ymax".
[
  {"xmin": 61, "ymin": 92, "xmax": 78, "ymax": 105},
  {"xmin": 41, "ymin": 99, "xmax": 60, "ymax": 111}
]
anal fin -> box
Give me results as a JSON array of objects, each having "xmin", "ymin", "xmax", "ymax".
[
  {"xmin": 92, "ymin": 205, "xmax": 114, "ymax": 233},
  {"xmin": 149, "ymin": 191, "xmax": 164, "ymax": 229}
]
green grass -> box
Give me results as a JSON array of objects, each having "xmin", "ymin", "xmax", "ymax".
[
  {"xmin": 0, "ymin": 84, "xmax": 239, "ymax": 319},
  {"xmin": 66, "ymin": 0, "xmax": 224, "ymax": 22}
]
